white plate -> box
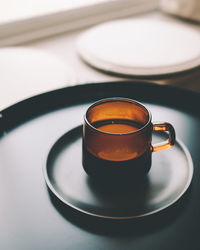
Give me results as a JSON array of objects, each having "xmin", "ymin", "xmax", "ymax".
[{"xmin": 77, "ymin": 18, "xmax": 200, "ymax": 76}]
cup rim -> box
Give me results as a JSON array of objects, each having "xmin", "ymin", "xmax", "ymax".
[{"xmin": 84, "ymin": 97, "xmax": 152, "ymax": 135}]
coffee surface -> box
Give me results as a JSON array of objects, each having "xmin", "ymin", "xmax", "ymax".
[{"xmin": 93, "ymin": 119, "xmax": 142, "ymax": 134}]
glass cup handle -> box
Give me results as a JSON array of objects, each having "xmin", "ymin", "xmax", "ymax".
[{"xmin": 152, "ymin": 122, "xmax": 176, "ymax": 152}]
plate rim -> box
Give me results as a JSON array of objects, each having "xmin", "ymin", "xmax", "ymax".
[{"xmin": 78, "ymin": 42, "xmax": 200, "ymax": 77}]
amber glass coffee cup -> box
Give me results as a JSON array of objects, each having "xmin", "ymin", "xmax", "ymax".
[{"xmin": 82, "ymin": 98, "xmax": 175, "ymax": 180}]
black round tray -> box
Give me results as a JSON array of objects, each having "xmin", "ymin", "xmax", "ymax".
[{"xmin": 1, "ymin": 81, "xmax": 200, "ymax": 250}]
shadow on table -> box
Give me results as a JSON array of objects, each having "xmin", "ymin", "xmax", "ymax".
[{"xmin": 47, "ymin": 184, "xmax": 192, "ymax": 237}]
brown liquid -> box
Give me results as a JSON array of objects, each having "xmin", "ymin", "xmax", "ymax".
[
  {"xmin": 90, "ymin": 119, "xmax": 144, "ymax": 161},
  {"xmin": 82, "ymin": 145, "xmax": 151, "ymax": 180},
  {"xmin": 83, "ymin": 119, "xmax": 151, "ymax": 180}
]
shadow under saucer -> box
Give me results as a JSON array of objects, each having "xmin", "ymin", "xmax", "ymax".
[{"xmin": 47, "ymin": 184, "xmax": 192, "ymax": 237}]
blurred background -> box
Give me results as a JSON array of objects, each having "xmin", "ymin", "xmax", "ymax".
[{"xmin": 0, "ymin": 0, "xmax": 199, "ymax": 110}]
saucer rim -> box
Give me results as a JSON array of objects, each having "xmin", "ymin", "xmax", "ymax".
[{"xmin": 43, "ymin": 125, "xmax": 193, "ymax": 220}]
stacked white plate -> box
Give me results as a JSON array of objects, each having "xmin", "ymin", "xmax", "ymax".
[{"xmin": 77, "ymin": 17, "xmax": 200, "ymax": 77}]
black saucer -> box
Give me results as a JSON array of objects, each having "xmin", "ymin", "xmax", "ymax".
[{"xmin": 44, "ymin": 125, "xmax": 193, "ymax": 219}]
